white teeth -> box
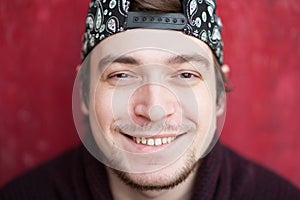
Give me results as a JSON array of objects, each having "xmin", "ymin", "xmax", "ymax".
[
  {"xmin": 162, "ymin": 138, "xmax": 168, "ymax": 144},
  {"xmin": 147, "ymin": 139, "xmax": 154, "ymax": 146},
  {"xmin": 136, "ymin": 137, "xmax": 141, "ymax": 144},
  {"xmin": 141, "ymin": 137, "xmax": 147, "ymax": 144},
  {"xmin": 133, "ymin": 136, "xmax": 176, "ymax": 146},
  {"xmin": 155, "ymin": 138, "xmax": 162, "ymax": 146}
]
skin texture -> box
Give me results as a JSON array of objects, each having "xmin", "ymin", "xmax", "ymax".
[{"xmin": 81, "ymin": 29, "xmax": 228, "ymax": 199}]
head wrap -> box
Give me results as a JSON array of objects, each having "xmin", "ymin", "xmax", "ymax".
[{"xmin": 81, "ymin": 0, "xmax": 223, "ymax": 64}]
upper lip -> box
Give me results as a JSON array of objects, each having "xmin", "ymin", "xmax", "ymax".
[
  {"xmin": 121, "ymin": 131, "xmax": 185, "ymax": 139},
  {"xmin": 114, "ymin": 124, "xmax": 189, "ymax": 138}
]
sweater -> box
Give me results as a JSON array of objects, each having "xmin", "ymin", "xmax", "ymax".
[{"xmin": 1, "ymin": 142, "xmax": 300, "ymax": 200}]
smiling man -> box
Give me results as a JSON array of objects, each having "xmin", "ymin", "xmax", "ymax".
[
  {"xmin": 82, "ymin": 29, "xmax": 220, "ymax": 197},
  {"xmin": 1, "ymin": 0, "xmax": 300, "ymax": 199}
]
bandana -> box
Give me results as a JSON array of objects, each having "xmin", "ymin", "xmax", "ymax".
[{"xmin": 81, "ymin": 0, "xmax": 223, "ymax": 64}]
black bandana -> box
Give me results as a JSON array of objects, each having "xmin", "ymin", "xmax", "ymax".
[{"xmin": 81, "ymin": 0, "xmax": 223, "ymax": 64}]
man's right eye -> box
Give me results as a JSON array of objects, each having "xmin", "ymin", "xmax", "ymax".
[
  {"xmin": 108, "ymin": 73, "xmax": 130, "ymax": 79},
  {"xmin": 106, "ymin": 71, "xmax": 139, "ymax": 86}
]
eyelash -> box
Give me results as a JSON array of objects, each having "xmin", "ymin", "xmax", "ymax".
[
  {"xmin": 176, "ymin": 71, "xmax": 202, "ymax": 80},
  {"xmin": 108, "ymin": 72, "xmax": 200, "ymax": 79},
  {"xmin": 105, "ymin": 70, "xmax": 202, "ymax": 87},
  {"xmin": 108, "ymin": 73, "xmax": 129, "ymax": 79},
  {"xmin": 107, "ymin": 72, "xmax": 135, "ymax": 80},
  {"xmin": 178, "ymin": 72, "xmax": 199, "ymax": 79}
]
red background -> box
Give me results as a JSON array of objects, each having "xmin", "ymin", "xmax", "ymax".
[{"xmin": 1, "ymin": 0, "xmax": 300, "ymax": 188}]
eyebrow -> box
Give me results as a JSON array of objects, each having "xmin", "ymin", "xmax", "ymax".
[
  {"xmin": 98, "ymin": 55, "xmax": 141, "ymax": 69},
  {"xmin": 166, "ymin": 54, "xmax": 210, "ymax": 68},
  {"xmin": 98, "ymin": 53, "xmax": 210, "ymax": 70}
]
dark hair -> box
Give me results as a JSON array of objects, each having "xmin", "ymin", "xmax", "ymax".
[
  {"xmin": 80, "ymin": 0, "xmax": 230, "ymax": 109},
  {"xmin": 129, "ymin": 0, "xmax": 181, "ymax": 12}
]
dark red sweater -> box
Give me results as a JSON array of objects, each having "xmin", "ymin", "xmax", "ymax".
[{"xmin": 1, "ymin": 142, "xmax": 300, "ymax": 200}]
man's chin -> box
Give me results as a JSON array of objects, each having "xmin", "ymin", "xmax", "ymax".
[{"xmin": 111, "ymin": 154, "xmax": 199, "ymax": 191}]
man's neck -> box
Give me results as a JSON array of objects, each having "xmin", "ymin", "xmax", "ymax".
[{"xmin": 106, "ymin": 166, "xmax": 199, "ymax": 200}]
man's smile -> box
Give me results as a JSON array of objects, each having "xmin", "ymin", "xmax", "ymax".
[
  {"xmin": 118, "ymin": 131, "xmax": 189, "ymax": 153},
  {"xmin": 133, "ymin": 136, "xmax": 176, "ymax": 146}
]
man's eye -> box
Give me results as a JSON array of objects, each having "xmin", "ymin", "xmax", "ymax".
[
  {"xmin": 108, "ymin": 72, "xmax": 131, "ymax": 79},
  {"xmin": 179, "ymin": 72, "xmax": 194, "ymax": 79},
  {"xmin": 170, "ymin": 71, "xmax": 203, "ymax": 86},
  {"xmin": 178, "ymin": 72, "xmax": 200, "ymax": 79},
  {"xmin": 106, "ymin": 71, "xmax": 138, "ymax": 86}
]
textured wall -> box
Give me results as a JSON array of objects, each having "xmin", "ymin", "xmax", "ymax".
[{"xmin": 1, "ymin": 0, "xmax": 300, "ymax": 188}]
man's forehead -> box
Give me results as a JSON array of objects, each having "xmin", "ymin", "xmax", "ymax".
[{"xmin": 89, "ymin": 29, "xmax": 214, "ymax": 65}]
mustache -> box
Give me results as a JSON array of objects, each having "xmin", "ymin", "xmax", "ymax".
[{"xmin": 111, "ymin": 120, "xmax": 196, "ymax": 136}]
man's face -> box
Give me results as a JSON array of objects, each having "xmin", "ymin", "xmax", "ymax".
[{"xmin": 82, "ymin": 29, "xmax": 221, "ymax": 189}]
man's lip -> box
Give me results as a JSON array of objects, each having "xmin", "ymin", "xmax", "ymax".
[
  {"xmin": 121, "ymin": 131, "xmax": 187, "ymax": 147},
  {"xmin": 120, "ymin": 131, "xmax": 184, "ymax": 139},
  {"xmin": 116, "ymin": 130, "xmax": 191, "ymax": 154},
  {"xmin": 132, "ymin": 136, "xmax": 176, "ymax": 146}
]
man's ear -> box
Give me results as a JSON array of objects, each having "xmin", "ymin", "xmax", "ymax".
[
  {"xmin": 216, "ymin": 64, "xmax": 230, "ymax": 116},
  {"xmin": 81, "ymin": 101, "xmax": 89, "ymax": 115},
  {"xmin": 76, "ymin": 64, "xmax": 89, "ymax": 115},
  {"xmin": 221, "ymin": 64, "xmax": 230, "ymax": 80}
]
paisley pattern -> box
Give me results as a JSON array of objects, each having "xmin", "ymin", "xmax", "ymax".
[
  {"xmin": 106, "ymin": 16, "xmax": 119, "ymax": 33},
  {"xmin": 182, "ymin": 0, "xmax": 223, "ymax": 64},
  {"xmin": 189, "ymin": 0, "xmax": 198, "ymax": 18},
  {"xmin": 82, "ymin": 0, "xmax": 223, "ymax": 64},
  {"xmin": 82, "ymin": 0, "xmax": 130, "ymax": 60}
]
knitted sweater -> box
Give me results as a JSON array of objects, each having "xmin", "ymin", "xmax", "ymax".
[{"xmin": 1, "ymin": 142, "xmax": 300, "ymax": 200}]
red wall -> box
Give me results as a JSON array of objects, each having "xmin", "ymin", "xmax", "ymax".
[{"xmin": 1, "ymin": 0, "xmax": 300, "ymax": 188}]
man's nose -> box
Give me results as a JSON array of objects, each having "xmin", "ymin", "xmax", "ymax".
[{"xmin": 130, "ymin": 84, "xmax": 178, "ymax": 124}]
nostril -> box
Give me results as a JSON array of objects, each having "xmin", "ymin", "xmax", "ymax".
[{"xmin": 149, "ymin": 105, "xmax": 165, "ymax": 122}]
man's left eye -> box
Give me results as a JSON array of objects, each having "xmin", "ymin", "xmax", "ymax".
[
  {"xmin": 179, "ymin": 72, "xmax": 193, "ymax": 78},
  {"xmin": 178, "ymin": 72, "xmax": 199, "ymax": 79}
]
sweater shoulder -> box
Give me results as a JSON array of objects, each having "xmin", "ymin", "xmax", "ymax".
[
  {"xmin": 0, "ymin": 145, "xmax": 84, "ymax": 200},
  {"xmin": 221, "ymin": 144, "xmax": 300, "ymax": 199}
]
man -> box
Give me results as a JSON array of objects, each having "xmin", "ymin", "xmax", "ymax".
[{"xmin": 1, "ymin": 0, "xmax": 300, "ymax": 199}]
